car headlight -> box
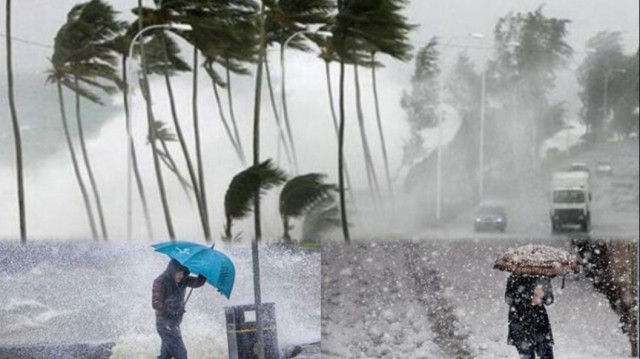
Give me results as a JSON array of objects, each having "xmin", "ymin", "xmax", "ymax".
[
  {"xmin": 496, "ymin": 218, "xmax": 503, "ymax": 222},
  {"xmin": 475, "ymin": 218, "xmax": 481, "ymax": 222}
]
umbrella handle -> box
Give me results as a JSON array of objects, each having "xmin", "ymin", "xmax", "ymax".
[
  {"xmin": 184, "ymin": 287, "xmax": 194, "ymax": 306},
  {"xmin": 562, "ymin": 274, "xmax": 566, "ymax": 289}
]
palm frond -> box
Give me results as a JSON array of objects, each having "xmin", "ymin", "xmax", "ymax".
[
  {"xmin": 223, "ymin": 159, "xmax": 287, "ymax": 240},
  {"xmin": 279, "ymin": 173, "xmax": 336, "ymax": 219},
  {"xmin": 225, "ymin": 159, "xmax": 287, "ymax": 222},
  {"xmin": 301, "ymin": 197, "xmax": 341, "ymax": 243}
]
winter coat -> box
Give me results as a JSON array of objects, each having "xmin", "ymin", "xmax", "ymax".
[
  {"xmin": 152, "ymin": 259, "xmax": 206, "ymax": 320},
  {"xmin": 505, "ymin": 274, "xmax": 554, "ymax": 346}
]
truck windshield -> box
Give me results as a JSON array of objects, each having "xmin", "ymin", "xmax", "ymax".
[{"xmin": 553, "ymin": 190, "xmax": 585, "ymax": 204}]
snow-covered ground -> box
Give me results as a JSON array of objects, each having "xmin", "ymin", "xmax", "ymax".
[{"xmin": 322, "ymin": 239, "xmax": 635, "ymax": 358}]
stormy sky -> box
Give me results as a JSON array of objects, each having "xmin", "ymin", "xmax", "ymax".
[{"xmin": 1, "ymin": 0, "xmax": 638, "ymax": 74}]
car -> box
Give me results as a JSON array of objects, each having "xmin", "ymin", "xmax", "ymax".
[
  {"xmin": 474, "ymin": 204, "xmax": 507, "ymax": 232},
  {"xmin": 595, "ymin": 160, "xmax": 613, "ymax": 176}
]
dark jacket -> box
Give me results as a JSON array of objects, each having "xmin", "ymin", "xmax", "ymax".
[
  {"xmin": 152, "ymin": 259, "xmax": 206, "ymax": 319},
  {"xmin": 505, "ymin": 274, "xmax": 554, "ymax": 346}
]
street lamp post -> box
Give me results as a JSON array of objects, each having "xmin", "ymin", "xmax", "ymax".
[
  {"xmin": 125, "ymin": 23, "xmax": 191, "ymax": 240},
  {"xmin": 280, "ymin": 29, "xmax": 331, "ymax": 174}
]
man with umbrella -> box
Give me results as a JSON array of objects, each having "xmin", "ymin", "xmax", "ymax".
[
  {"xmin": 152, "ymin": 259, "xmax": 206, "ymax": 359},
  {"xmin": 495, "ymin": 244, "xmax": 579, "ymax": 359},
  {"xmin": 151, "ymin": 241, "xmax": 236, "ymax": 359}
]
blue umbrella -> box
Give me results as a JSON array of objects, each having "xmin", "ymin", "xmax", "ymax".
[{"xmin": 152, "ymin": 241, "xmax": 235, "ymax": 299}]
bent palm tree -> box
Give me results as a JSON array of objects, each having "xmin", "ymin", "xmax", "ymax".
[
  {"xmin": 48, "ymin": 0, "xmax": 124, "ymax": 240},
  {"xmin": 53, "ymin": 0, "xmax": 125, "ymax": 240},
  {"xmin": 223, "ymin": 159, "xmax": 287, "ymax": 241},
  {"xmin": 5, "ymin": 0, "xmax": 26, "ymax": 242},
  {"xmin": 279, "ymin": 173, "xmax": 336, "ymax": 244},
  {"xmin": 317, "ymin": 38, "xmax": 357, "ymax": 207}
]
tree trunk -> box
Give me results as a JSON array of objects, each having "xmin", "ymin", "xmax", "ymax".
[
  {"xmin": 158, "ymin": 138, "xmax": 193, "ymax": 200},
  {"xmin": 279, "ymin": 44, "xmax": 299, "ymax": 173},
  {"xmin": 371, "ymin": 54, "xmax": 393, "ymax": 199},
  {"xmin": 74, "ymin": 76, "xmax": 109, "ymax": 240},
  {"xmin": 122, "ymin": 57, "xmax": 153, "ymax": 240},
  {"xmin": 264, "ymin": 58, "xmax": 294, "ymax": 171},
  {"xmin": 56, "ymin": 80, "xmax": 98, "ymax": 240},
  {"xmin": 5, "ymin": 0, "xmax": 26, "ymax": 243},
  {"xmin": 192, "ymin": 48, "xmax": 211, "ymax": 242},
  {"xmin": 338, "ymin": 58, "xmax": 350, "ymax": 243},
  {"xmin": 251, "ymin": 2, "xmax": 267, "ymax": 357},
  {"xmin": 207, "ymin": 65, "xmax": 244, "ymax": 165},
  {"xmin": 325, "ymin": 61, "xmax": 356, "ymax": 207},
  {"xmin": 354, "ymin": 63, "xmax": 381, "ymax": 201},
  {"xmin": 161, "ymin": 36, "xmax": 209, "ymax": 240},
  {"xmin": 282, "ymin": 215, "xmax": 292, "ymax": 244},
  {"xmin": 137, "ymin": 6, "xmax": 175, "ymax": 239},
  {"xmin": 225, "ymin": 62, "xmax": 246, "ymax": 165}
]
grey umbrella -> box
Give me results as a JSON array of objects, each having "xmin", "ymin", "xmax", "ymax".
[{"xmin": 494, "ymin": 244, "xmax": 579, "ymax": 277}]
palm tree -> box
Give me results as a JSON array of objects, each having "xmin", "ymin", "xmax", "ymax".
[
  {"xmin": 279, "ymin": 173, "xmax": 335, "ymax": 244},
  {"xmin": 332, "ymin": 0, "xmax": 350, "ymax": 242},
  {"xmin": 223, "ymin": 159, "xmax": 286, "ymax": 240},
  {"xmin": 142, "ymin": 2, "xmax": 216, "ymax": 240},
  {"xmin": 367, "ymin": 0, "xmax": 414, "ymax": 199},
  {"xmin": 154, "ymin": 31, "xmax": 213, "ymax": 240},
  {"xmin": 185, "ymin": 1, "xmax": 258, "ymax": 166},
  {"xmin": 317, "ymin": 37, "xmax": 357, "ymax": 207},
  {"xmin": 54, "ymin": 0, "xmax": 124, "ymax": 241},
  {"xmin": 352, "ymin": 53, "xmax": 381, "ymax": 201},
  {"xmin": 5, "ymin": 0, "xmax": 26, "ymax": 242},
  {"xmin": 48, "ymin": 0, "xmax": 124, "ymax": 240}
]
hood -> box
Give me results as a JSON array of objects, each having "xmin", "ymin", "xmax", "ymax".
[{"xmin": 164, "ymin": 259, "xmax": 190, "ymax": 278}]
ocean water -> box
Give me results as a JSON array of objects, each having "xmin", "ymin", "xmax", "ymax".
[{"xmin": 0, "ymin": 240, "xmax": 320, "ymax": 358}]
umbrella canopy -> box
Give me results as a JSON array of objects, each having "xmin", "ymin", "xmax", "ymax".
[
  {"xmin": 152, "ymin": 241, "xmax": 235, "ymax": 299},
  {"xmin": 494, "ymin": 244, "xmax": 579, "ymax": 276}
]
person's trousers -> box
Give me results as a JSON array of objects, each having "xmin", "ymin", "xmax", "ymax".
[
  {"xmin": 516, "ymin": 341, "xmax": 554, "ymax": 359},
  {"xmin": 156, "ymin": 315, "xmax": 188, "ymax": 359}
]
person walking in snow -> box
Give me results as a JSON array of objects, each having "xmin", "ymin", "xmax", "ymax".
[
  {"xmin": 505, "ymin": 274, "xmax": 555, "ymax": 359},
  {"xmin": 152, "ymin": 259, "xmax": 206, "ymax": 359}
]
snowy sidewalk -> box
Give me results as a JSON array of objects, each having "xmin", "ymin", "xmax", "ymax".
[
  {"xmin": 322, "ymin": 239, "xmax": 634, "ymax": 358},
  {"xmin": 426, "ymin": 237, "xmax": 633, "ymax": 359}
]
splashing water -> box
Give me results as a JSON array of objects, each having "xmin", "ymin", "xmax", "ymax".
[{"xmin": 0, "ymin": 240, "xmax": 320, "ymax": 358}]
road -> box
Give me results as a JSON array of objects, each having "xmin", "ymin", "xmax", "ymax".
[{"xmin": 417, "ymin": 140, "xmax": 639, "ymax": 240}]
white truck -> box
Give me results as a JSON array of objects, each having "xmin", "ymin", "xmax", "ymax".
[{"xmin": 550, "ymin": 171, "xmax": 592, "ymax": 232}]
